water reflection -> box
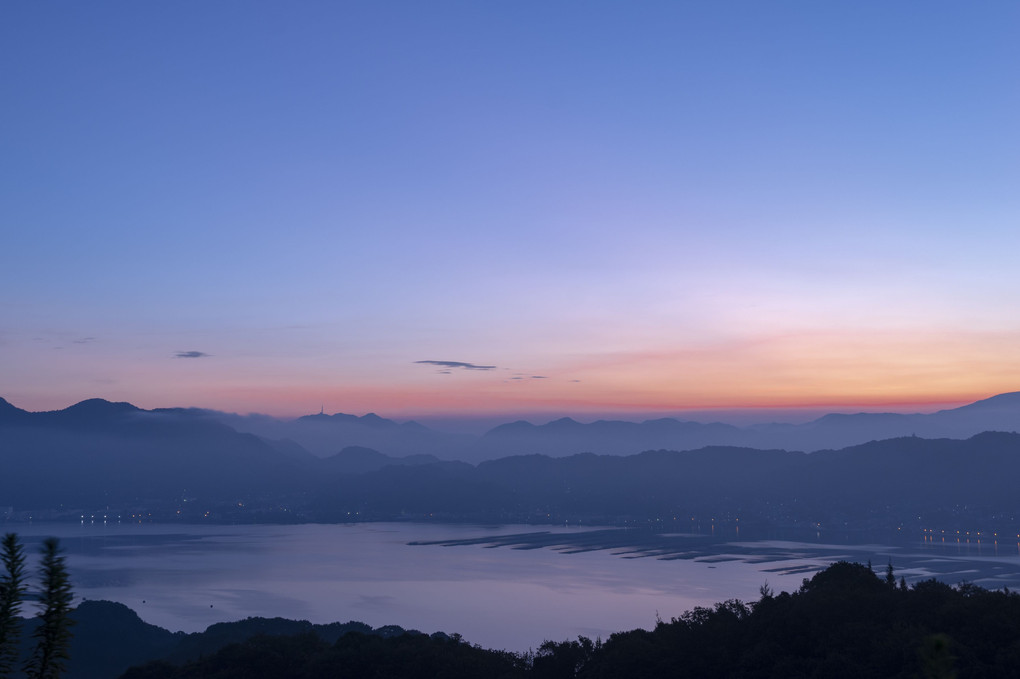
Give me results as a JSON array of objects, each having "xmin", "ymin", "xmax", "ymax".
[{"xmin": 6, "ymin": 522, "xmax": 1020, "ymax": 651}]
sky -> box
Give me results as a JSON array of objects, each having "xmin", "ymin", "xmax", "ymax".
[{"xmin": 2, "ymin": 1, "xmax": 1019, "ymax": 421}]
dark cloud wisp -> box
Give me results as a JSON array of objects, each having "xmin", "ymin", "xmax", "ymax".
[
  {"xmin": 175, "ymin": 351, "xmax": 210, "ymax": 359},
  {"xmin": 415, "ymin": 360, "xmax": 497, "ymax": 371}
]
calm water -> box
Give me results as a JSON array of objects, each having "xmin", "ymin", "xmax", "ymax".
[{"xmin": 7, "ymin": 521, "xmax": 1020, "ymax": 651}]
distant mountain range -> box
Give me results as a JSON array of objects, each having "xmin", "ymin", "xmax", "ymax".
[
  {"xmin": 0, "ymin": 397, "xmax": 437, "ymax": 510},
  {"xmin": 3, "ymin": 393, "xmax": 1020, "ymax": 531},
  {"xmin": 199, "ymin": 407, "xmax": 472, "ymax": 458},
  {"xmin": 473, "ymin": 392, "xmax": 1020, "ymax": 459},
  {"xmin": 193, "ymin": 392, "xmax": 1020, "ymax": 460}
]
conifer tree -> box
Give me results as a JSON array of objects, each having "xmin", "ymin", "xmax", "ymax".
[
  {"xmin": 0, "ymin": 533, "xmax": 27, "ymax": 678},
  {"xmin": 25, "ymin": 538, "xmax": 74, "ymax": 679}
]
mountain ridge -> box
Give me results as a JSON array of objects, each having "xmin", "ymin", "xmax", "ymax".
[
  {"xmin": 4, "ymin": 395, "xmax": 1020, "ymax": 530},
  {"xmin": 4, "ymin": 391, "xmax": 1020, "ymax": 463}
]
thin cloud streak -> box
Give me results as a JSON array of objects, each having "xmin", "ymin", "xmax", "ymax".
[
  {"xmin": 175, "ymin": 351, "xmax": 210, "ymax": 359},
  {"xmin": 415, "ymin": 360, "xmax": 497, "ymax": 371}
]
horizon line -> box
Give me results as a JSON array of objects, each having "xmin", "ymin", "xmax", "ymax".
[{"xmin": 3, "ymin": 391, "xmax": 1011, "ymax": 426}]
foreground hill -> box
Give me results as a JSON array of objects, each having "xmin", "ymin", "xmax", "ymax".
[
  {"xmin": 109, "ymin": 562, "xmax": 1020, "ymax": 678},
  {"xmin": 8, "ymin": 600, "xmax": 440, "ymax": 679},
  {"xmin": 558, "ymin": 561, "xmax": 1020, "ymax": 678}
]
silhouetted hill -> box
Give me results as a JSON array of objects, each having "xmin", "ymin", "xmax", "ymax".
[
  {"xmin": 58, "ymin": 398, "xmax": 142, "ymax": 423},
  {"xmin": 11, "ymin": 600, "xmax": 180, "ymax": 679},
  {"xmin": 0, "ymin": 397, "xmax": 29, "ymax": 422},
  {"xmin": 9, "ymin": 601, "xmax": 434, "ymax": 679},
  {"xmin": 323, "ymin": 446, "xmax": 440, "ymax": 474},
  {"xmin": 572, "ymin": 561, "xmax": 1020, "ymax": 678},
  {"xmin": 158, "ymin": 617, "xmax": 400, "ymax": 665},
  {"xmin": 109, "ymin": 562, "xmax": 1020, "ymax": 678},
  {"xmin": 297, "ymin": 411, "xmax": 396, "ymax": 428},
  {"xmin": 69, "ymin": 601, "xmax": 182, "ymax": 677},
  {"xmin": 0, "ymin": 399, "xmax": 311, "ymax": 509},
  {"xmin": 0, "ymin": 400, "xmax": 464, "ymax": 517},
  {"xmin": 306, "ymin": 432, "xmax": 1020, "ymax": 530}
]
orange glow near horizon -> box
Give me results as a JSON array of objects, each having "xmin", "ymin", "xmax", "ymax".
[
  {"xmin": 6, "ymin": 327, "xmax": 1020, "ymax": 420},
  {"xmin": 3, "ymin": 382, "xmax": 1005, "ymax": 421},
  {"xmin": 137, "ymin": 388, "xmax": 997, "ymax": 420}
]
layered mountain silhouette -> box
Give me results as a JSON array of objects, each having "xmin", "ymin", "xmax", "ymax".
[
  {"xmin": 3, "ymin": 393, "xmax": 1020, "ymax": 529},
  {"xmin": 0, "ymin": 398, "xmax": 445, "ymax": 511},
  {"xmin": 474, "ymin": 392, "xmax": 1020, "ymax": 459},
  {"xmin": 203, "ymin": 409, "xmax": 472, "ymax": 458},
  {"xmin": 184, "ymin": 392, "xmax": 1020, "ymax": 461},
  {"xmin": 0, "ymin": 398, "xmax": 307, "ymax": 508}
]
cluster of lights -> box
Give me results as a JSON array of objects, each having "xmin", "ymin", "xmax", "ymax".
[
  {"xmin": 79, "ymin": 514, "xmax": 119, "ymax": 523},
  {"xmin": 919, "ymin": 528, "xmax": 1020, "ymax": 540}
]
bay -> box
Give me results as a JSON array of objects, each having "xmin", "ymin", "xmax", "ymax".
[{"xmin": 7, "ymin": 521, "xmax": 1020, "ymax": 651}]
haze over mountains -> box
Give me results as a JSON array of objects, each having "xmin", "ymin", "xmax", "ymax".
[
  {"xmin": 3, "ymin": 392, "xmax": 1020, "ymax": 531},
  {"xmin": 202, "ymin": 408, "xmax": 471, "ymax": 459},
  {"xmin": 197, "ymin": 392, "xmax": 1020, "ymax": 461},
  {"xmin": 3, "ymin": 393, "xmax": 1020, "ymax": 469}
]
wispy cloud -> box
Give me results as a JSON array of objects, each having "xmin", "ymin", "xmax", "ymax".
[
  {"xmin": 415, "ymin": 360, "xmax": 497, "ymax": 371},
  {"xmin": 175, "ymin": 351, "xmax": 210, "ymax": 359},
  {"xmin": 73, "ymin": 337, "xmax": 96, "ymax": 344}
]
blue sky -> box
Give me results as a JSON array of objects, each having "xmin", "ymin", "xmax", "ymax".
[{"xmin": 2, "ymin": 1, "xmax": 1019, "ymax": 419}]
